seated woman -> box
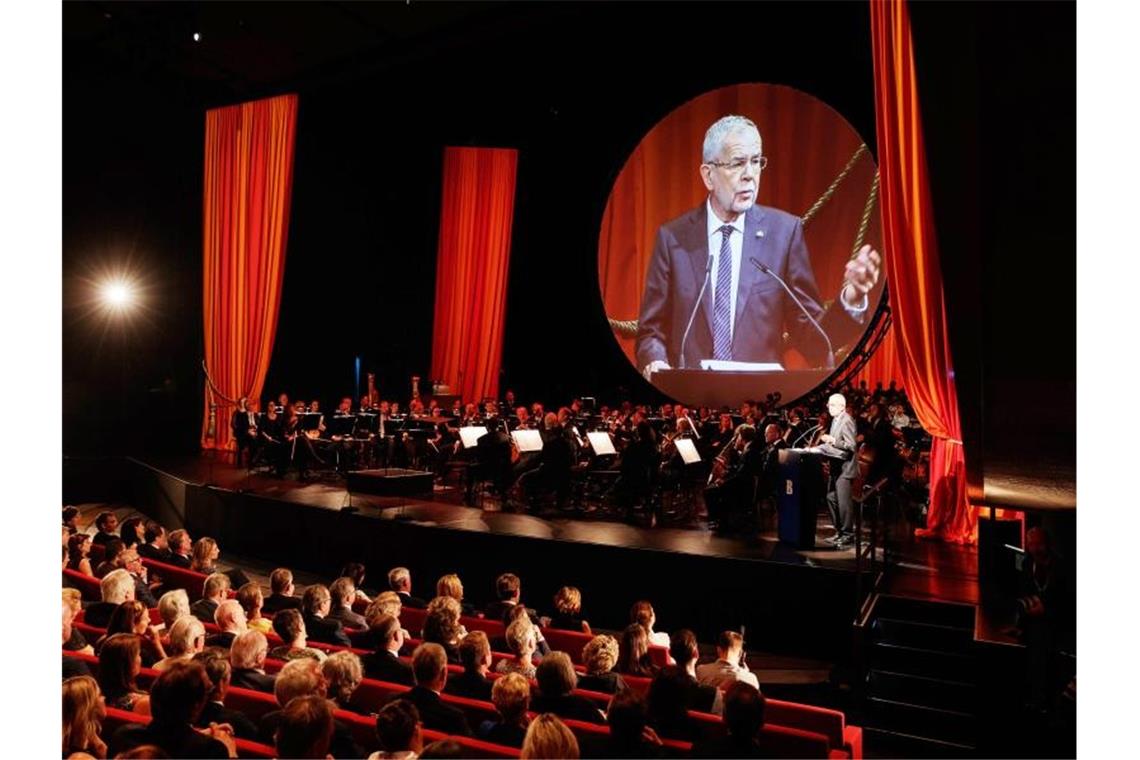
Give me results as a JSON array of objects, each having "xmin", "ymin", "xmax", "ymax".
[
  {"xmin": 576, "ymin": 635, "xmax": 628, "ymax": 694},
  {"xmin": 477, "ymin": 672, "xmax": 531, "ymax": 748},
  {"xmin": 321, "ymin": 651, "xmax": 364, "ymax": 712},
  {"xmin": 630, "ymin": 600, "xmax": 671, "ymax": 650},
  {"xmin": 190, "ymin": 536, "xmax": 251, "ymax": 588},
  {"xmin": 62, "ymin": 589, "xmax": 95, "ymax": 655},
  {"xmin": 550, "ymin": 586, "xmax": 591, "ymax": 634},
  {"xmin": 495, "ymin": 616, "xmax": 538, "ymax": 680},
  {"xmin": 62, "ymin": 675, "xmax": 107, "ymax": 758},
  {"xmin": 119, "ymin": 516, "xmax": 146, "ymax": 551},
  {"xmin": 97, "ymin": 633, "xmax": 151, "ymax": 713},
  {"xmin": 237, "ymin": 582, "xmax": 273, "ymax": 635},
  {"xmin": 617, "ymin": 623, "xmax": 658, "ymax": 678},
  {"xmin": 421, "ymin": 595, "xmax": 467, "ymax": 664},
  {"xmin": 435, "ymin": 573, "xmax": 476, "ymax": 617},
  {"xmin": 341, "ymin": 562, "xmax": 373, "ymax": 605},
  {"xmin": 95, "ymin": 600, "xmax": 166, "ymax": 667},
  {"xmin": 94, "ymin": 538, "xmax": 125, "ymax": 578},
  {"xmin": 531, "ymin": 652, "xmax": 605, "ymax": 724},
  {"xmin": 268, "ymin": 608, "xmax": 327, "ymax": 662},
  {"xmin": 67, "ymin": 533, "xmax": 95, "ymax": 577}
]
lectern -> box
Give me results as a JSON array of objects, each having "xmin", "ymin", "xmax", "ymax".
[{"xmin": 776, "ymin": 448, "xmax": 825, "ymax": 548}]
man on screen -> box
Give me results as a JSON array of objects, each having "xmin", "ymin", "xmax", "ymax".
[{"xmin": 635, "ymin": 115, "xmax": 882, "ymax": 378}]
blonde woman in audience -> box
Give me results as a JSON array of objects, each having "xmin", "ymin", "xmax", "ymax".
[
  {"xmin": 189, "ymin": 536, "xmax": 220, "ymax": 573},
  {"xmin": 477, "ymin": 672, "xmax": 531, "ymax": 748},
  {"xmin": 550, "ymin": 586, "xmax": 591, "ymax": 634},
  {"xmin": 577, "ymin": 635, "xmax": 628, "ymax": 694},
  {"xmin": 366, "ymin": 590, "xmax": 411, "ymax": 639},
  {"xmin": 236, "ymin": 582, "xmax": 272, "ymax": 634},
  {"xmin": 495, "ymin": 616, "xmax": 538, "ymax": 679},
  {"xmin": 62, "ymin": 589, "xmax": 95, "ymax": 655},
  {"xmin": 520, "ymin": 713, "xmax": 580, "ymax": 760},
  {"xmin": 153, "ymin": 616, "xmax": 206, "ymax": 672},
  {"xmin": 322, "ymin": 650, "xmax": 364, "ymax": 711},
  {"xmin": 435, "ymin": 573, "xmax": 475, "ymax": 616},
  {"xmin": 62, "ymin": 675, "xmax": 107, "ymax": 758},
  {"xmin": 422, "ymin": 595, "xmax": 467, "ymax": 663}
]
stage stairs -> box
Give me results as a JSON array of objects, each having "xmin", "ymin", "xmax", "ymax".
[{"xmin": 858, "ymin": 594, "xmax": 980, "ymax": 757}]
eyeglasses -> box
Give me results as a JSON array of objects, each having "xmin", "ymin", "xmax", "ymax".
[{"xmin": 707, "ymin": 155, "xmax": 768, "ymax": 174}]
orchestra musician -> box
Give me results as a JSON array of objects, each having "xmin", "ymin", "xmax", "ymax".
[
  {"xmin": 703, "ymin": 424, "xmax": 762, "ymax": 533},
  {"xmin": 231, "ymin": 397, "xmax": 260, "ymax": 469}
]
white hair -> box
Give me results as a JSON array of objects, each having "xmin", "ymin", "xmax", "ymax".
[
  {"xmin": 158, "ymin": 589, "xmax": 190, "ymax": 629},
  {"xmin": 230, "ymin": 630, "xmax": 268, "ymax": 670},
  {"xmin": 100, "ymin": 569, "xmax": 135, "ymax": 604},
  {"xmin": 168, "ymin": 615, "xmax": 206, "ymax": 655},
  {"xmin": 702, "ymin": 115, "xmax": 760, "ymax": 163},
  {"xmin": 214, "ymin": 598, "xmax": 247, "ymax": 632},
  {"xmin": 828, "ymin": 393, "xmax": 847, "ymax": 409}
]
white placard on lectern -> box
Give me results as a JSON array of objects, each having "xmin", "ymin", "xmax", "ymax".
[
  {"xmin": 674, "ymin": 438, "xmax": 701, "ymax": 465},
  {"xmin": 458, "ymin": 426, "xmax": 488, "ymax": 449},
  {"xmin": 586, "ymin": 431, "xmax": 617, "ymax": 456},
  {"xmin": 511, "ymin": 429, "xmax": 544, "ymax": 453},
  {"xmin": 698, "ymin": 359, "xmax": 785, "ymax": 372}
]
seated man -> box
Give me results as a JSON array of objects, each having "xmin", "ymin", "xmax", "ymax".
[
  {"xmin": 92, "ymin": 511, "xmax": 120, "ymax": 548},
  {"xmin": 85, "ymin": 569, "xmax": 135, "ymax": 629},
  {"xmin": 400, "ymin": 642, "xmax": 471, "ymax": 736},
  {"xmin": 696, "ymin": 631, "xmax": 759, "ymax": 691},
  {"xmin": 302, "ymin": 584, "xmax": 352, "ymax": 647},
  {"xmin": 692, "ymin": 681, "xmax": 767, "ymax": 758},
  {"xmin": 327, "ymin": 576, "xmax": 368, "ymax": 629},
  {"xmin": 269, "ymin": 609, "xmax": 328, "ymax": 663},
  {"xmin": 446, "ymin": 631, "xmax": 494, "ymax": 701},
  {"xmin": 669, "ymin": 629, "xmax": 723, "ymax": 715},
  {"xmin": 484, "ymin": 572, "xmax": 540, "ymax": 625},
  {"xmin": 531, "ymin": 651, "xmax": 605, "ymax": 725},
  {"xmin": 207, "ymin": 599, "xmax": 248, "ymax": 650},
  {"xmin": 192, "ymin": 647, "xmax": 259, "ymax": 740},
  {"xmin": 137, "ymin": 520, "xmax": 173, "ymax": 563},
  {"xmin": 166, "ymin": 529, "xmax": 194, "ymax": 568},
  {"xmin": 477, "ymin": 672, "xmax": 531, "ymax": 749},
  {"xmin": 191, "ymin": 573, "xmax": 232, "ymax": 624},
  {"xmin": 275, "ymin": 694, "xmax": 336, "ymax": 760},
  {"xmin": 262, "ymin": 567, "xmax": 304, "ymax": 614},
  {"xmin": 364, "ymin": 613, "xmax": 414, "ymax": 685},
  {"xmin": 157, "ymin": 589, "xmax": 191, "ymax": 633},
  {"xmin": 388, "ymin": 566, "xmax": 427, "ymax": 609},
  {"xmin": 257, "ymin": 658, "xmax": 360, "ymax": 759},
  {"xmin": 229, "ymin": 630, "xmax": 276, "ymax": 693},
  {"xmin": 374, "ymin": 699, "xmax": 424, "ymax": 759}
]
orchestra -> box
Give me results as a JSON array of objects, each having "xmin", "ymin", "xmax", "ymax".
[{"xmin": 230, "ymin": 380, "xmax": 923, "ymax": 537}]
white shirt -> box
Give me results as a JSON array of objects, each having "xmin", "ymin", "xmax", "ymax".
[{"xmin": 706, "ymin": 199, "xmax": 747, "ymax": 342}]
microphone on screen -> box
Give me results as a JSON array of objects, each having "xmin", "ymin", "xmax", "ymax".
[
  {"xmin": 749, "ymin": 257, "xmax": 835, "ymax": 370},
  {"xmin": 678, "ymin": 251, "xmax": 716, "ymax": 370}
]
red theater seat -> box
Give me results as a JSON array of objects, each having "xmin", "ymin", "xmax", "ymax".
[
  {"xmin": 766, "ymin": 698, "xmax": 861, "ymax": 758},
  {"xmin": 64, "ymin": 569, "xmax": 103, "ymax": 601},
  {"xmin": 140, "ymin": 558, "xmax": 210, "ymax": 600},
  {"xmin": 101, "ymin": 707, "xmax": 277, "ymax": 759}
]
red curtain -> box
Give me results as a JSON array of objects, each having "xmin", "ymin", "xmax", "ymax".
[
  {"xmin": 430, "ymin": 147, "xmax": 519, "ymax": 404},
  {"xmin": 201, "ymin": 94, "xmax": 299, "ymax": 451},
  {"xmin": 852, "ymin": 318, "xmax": 900, "ymax": 392},
  {"xmin": 870, "ymin": 0, "xmax": 974, "ymax": 543}
]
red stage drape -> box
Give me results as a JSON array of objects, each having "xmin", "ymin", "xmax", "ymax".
[
  {"xmin": 430, "ymin": 147, "xmax": 519, "ymax": 404},
  {"xmin": 201, "ymin": 94, "xmax": 298, "ymax": 451},
  {"xmin": 852, "ymin": 318, "xmax": 900, "ymax": 392},
  {"xmin": 870, "ymin": 0, "xmax": 974, "ymax": 543}
]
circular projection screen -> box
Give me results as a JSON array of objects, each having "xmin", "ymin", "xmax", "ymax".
[{"xmin": 598, "ymin": 83, "xmax": 884, "ymax": 409}]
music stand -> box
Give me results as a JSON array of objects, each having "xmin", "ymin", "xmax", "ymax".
[
  {"xmin": 586, "ymin": 431, "xmax": 617, "ymax": 456},
  {"xmin": 511, "ymin": 429, "xmax": 544, "ymax": 453},
  {"xmin": 459, "ymin": 426, "xmax": 488, "ymax": 449},
  {"xmin": 674, "ymin": 438, "xmax": 702, "ymax": 465}
]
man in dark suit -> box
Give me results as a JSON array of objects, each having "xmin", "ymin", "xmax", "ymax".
[
  {"xmin": 669, "ymin": 630, "xmax": 724, "ymax": 715},
  {"xmin": 398, "ymin": 642, "xmax": 471, "ymax": 736},
  {"xmin": 363, "ymin": 614, "xmax": 415, "ymax": 686},
  {"xmin": 193, "ymin": 648, "xmax": 259, "ymax": 740},
  {"xmin": 191, "ymin": 573, "xmax": 231, "ymax": 624},
  {"xmin": 388, "ymin": 566, "xmax": 427, "ymax": 609},
  {"xmin": 817, "ymin": 393, "xmax": 859, "ymax": 549},
  {"xmin": 262, "ymin": 568, "xmax": 304, "ymax": 614},
  {"xmin": 483, "ymin": 572, "xmax": 540, "ymax": 625},
  {"xmin": 692, "ymin": 681, "xmax": 768, "ymax": 759},
  {"xmin": 231, "ymin": 397, "xmax": 261, "ymax": 469},
  {"xmin": 301, "ymin": 584, "xmax": 352, "ymax": 647},
  {"xmin": 635, "ymin": 115, "xmax": 881, "ymax": 378},
  {"xmin": 91, "ymin": 511, "xmax": 120, "ymax": 548},
  {"xmin": 205, "ymin": 599, "xmax": 246, "ymax": 650},
  {"xmin": 137, "ymin": 520, "xmax": 173, "ymax": 563},
  {"xmin": 230, "ymin": 630, "xmax": 277, "ymax": 693},
  {"xmin": 327, "ymin": 576, "xmax": 367, "ymax": 629},
  {"xmin": 166, "ymin": 529, "xmax": 194, "ymax": 568},
  {"xmin": 446, "ymin": 631, "xmax": 494, "ymax": 701},
  {"xmin": 85, "ymin": 569, "xmax": 136, "ymax": 629}
]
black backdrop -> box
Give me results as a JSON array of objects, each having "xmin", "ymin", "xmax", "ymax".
[{"xmin": 63, "ymin": 0, "xmax": 1075, "ymax": 506}]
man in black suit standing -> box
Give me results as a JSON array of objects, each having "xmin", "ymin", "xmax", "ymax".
[
  {"xmin": 817, "ymin": 393, "xmax": 859, "ymax": 549},
  {"xmin": 399, "ymin": 643, "xmax": 471, "ymax": 736},
  {"xmin": 388, "ymin": 567, "xmax": 427, "ymax": 609},
  {"xmin": 363, "ymin": 614, "xmax": 414, "ymax": 686},
  {"xmin": 301, "ymin": 584, "xmax": 352, "ymax": 647}
]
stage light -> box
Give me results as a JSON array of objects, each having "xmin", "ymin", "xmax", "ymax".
[
  {"xmin": 99, "ymin": 278, "xmax": 136, "ymax": 312},
  {"xmin": 193, "ymin": 32, "xmax": 201, "ymax": 42}
]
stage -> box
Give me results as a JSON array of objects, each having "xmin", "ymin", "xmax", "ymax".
[{"xmin": 61, "ymin": 453, "xmax": 980, "ymax": 661}]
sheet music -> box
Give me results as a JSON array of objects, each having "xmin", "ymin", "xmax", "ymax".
[
  {"xmin": 511, "ymin": 429, "xmax": 544, "ymax": 453},
  {"xmin": 674, "ymin": 438, "xmax": 701, "ymax": 464},
  {"xmin": 458, "ymin": 426, "xmax": 488, "ymax": 449},
  {"xmin": 586, "ymin": 431, "xmax": 616, "ymax": 456}
]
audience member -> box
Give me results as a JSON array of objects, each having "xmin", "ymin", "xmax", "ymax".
[
  {"xmin": 422, "ymin": 595, "xmax": 467, "ymax": 663},
  {"xmin": 448, "ymin": 630, "xmax": 494, "ymax": 701},
  {"xmin": 532, "ymin": 651, "xmax": 605, "ymax": 724},
  {"xmin": 551, "ymin": 586, "xmax": 591, "ymax": 634},
  {"xmin": 63, "ymin": 675, "xmax": 108, "ymax": 758},
  {"xmin": 62, "ymin": 589, "xmax": 95, "ymax": 655},
  {"xmin": 364, "ymin": 613, "xmax": 414, "ymax": 685},
  {"xmin": 322, "ymin": 650, "xmax": 364, "ymax": 710},
  {"xmin": 63, "ymin": 602, "xmax": 94, "ymax": 681},
  {"xmin": 191, "ymin": 537, "xmax": 251, "ymax": 588},
  {"xmin": 477, "ymin": 671, "xmax": 531, "ymax": 748},
  {"xmin": 420, "ymin": 739, "xmax": 463, "ymax": 758},
  {"xmin": 63, "ymin": 505, "xmax": 81, "ymax": 535},
  {"xmin": 389, "ymin": 566, "xmax": 427, "ymax": 609},
  {"xmin": 631, "ymin": 600, "xmax": 670, "ymax": 650},
  {"xmin": 435, "ymin": 573, "xmax": 475, "ymax": 616},
  {"xmin": 484, "ymin": 572, "xmax": 539, "ymax": 624},
  {"xmin": 669, "ymin": 629, "xmax": 723, "ymax": 714},
  {"xmin": 190, "ymin": 573, "xmax": 231, "ymax": 624},
  {"xmin": 604, "ymin": 689, "xmax": 664, "ymax": 758},
  {"xmin": 366, "ymin": 590, "xmax": 405, "ymax": 630},
  {"xmin": 157, "ymin": 589, "xmax": 191, "ymax": 632},
  {"xmin": 94, "ymin": 538, "xmax": 125, "ymax": 578},
  {"xmin": 402, "ymin": 642, "xmax": 471, "ymax": 736},
  {"xmin": 108, "ymin": 660, "xmax": 236, "ymax": 758},
  {"xmin": 206, "ymin": 599, "xmax": 248, "ymax": 649},
  {"xmin": 692, "ymin": 681, "xmax": 767, "ymax": 758},
  {"xmin": 496, "ymin": 616, "xmax": 539, "ymax": 679},
  {"xmin": 235, "ymin": 582, "xmax": 272, "ymax": 635},
  {"xmin": 165, "ymin": 529, "xmax": 193, "ymax": 568},
  {"xmin": 154, "ymin": 615, "xmax": 206, "ymax": 672},
  {"xmin": 116, "ymin": 546, "xmax": 159, "ymax": 607},
  {"xmin": 92, "ymin": 511, "xmax": 120, "ymax": 547},
  {"xmin": 258, "ymin": 658, "xmax": 360, "ymax": 758},
  {"xmin": 67, "ymin": 533, "xmax": 95, "ymax": 576},
  {"xmin": 274, "ymin": 694, "xmax": 336, "ymax": 760},
  {"xmin": 229, "ymin": 630, "xmax": 276, "ymax": 693},
  {"xmin": 696, "ymin": 631, "xmax": 759, "ymax": 690},
  {"xmin": 520, "ymin": 713, "xmax": 580, "ymax": 760},
  {"xmin": 97, "ymin": 633, "xmax": 151, "ymax": 713},
  {"xmin": 340, "ymin": 562, "xmax": 373, "ymax": 604},
  {"xmin": 617, "ymin": 623, "xmax": 658, "ymax": 678},
  {"xmin": 262, "ymin": 567, "xmax": 303, "ymax": 614},
  {"xmin": 269, "ymin": 608, "xmax": 327, "ymax": 662},
  {"xmin": 578, "ymin": 634, "xmax": 628, "ymax": 694},
  {"xmin": 137, "ymin": 520, "xmax": 172, "ymax": 562},
  {"xmin": 302, "ymin": 584, "xmax": 352, "ymax": 646},
  {"xmin": 328, "ymin": 576, "xmax": 368, "ymax": 629},
  {"xmin": 192, "ymin": 647, "xmax": 258, "ymax": 740},
  {"xmin": 120, "ymin": 516, "xmax": 146, "ymax": 550},
  {"xmin": 370, "ymin": 699, "xmax": 423, "ymax": 760},
  {"xmin": 96, "ymin": 600, "xmax": 166, "ymax": 667}
]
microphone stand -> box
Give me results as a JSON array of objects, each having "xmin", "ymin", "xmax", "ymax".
[
  {"xmin": 748, "ymin": 258, "xmax": 834, "ymax": 369},
  {"xmin": 678, "ymin": 255, "xmax": 715, "ymax": 369}
]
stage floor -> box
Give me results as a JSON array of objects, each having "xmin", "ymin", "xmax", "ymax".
[{"xmin": 145, "ymin": 453, "xmax": 869, "ymax": 571}]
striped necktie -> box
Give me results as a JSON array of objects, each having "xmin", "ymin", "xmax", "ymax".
[{"xmin": 712, "ymin": 225, "xmax": 735, "ymax": 361}]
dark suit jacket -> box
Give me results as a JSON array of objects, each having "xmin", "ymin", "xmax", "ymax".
[
  {"xmin": 137, "ymin": 543, "xmax": 173, "ymax": 563},
  {"xmin": 167, "ymin": 553, "xmax": 193, "ymax": 569},
  {"xmin": 261, "ymin": 593, "xmax": 303, "ymax": 615},
  {"xmin": 363, "ymin": 650, "xmax": 415, "ymax": 686},
  {"xmin": 92, "ymin": 530, "xmax": 119, "ymax": 547},
  {"xmin": 206, "ymin": 631, "xmax": 237, "ymax": 649},
  {"xmin": 400, "ymin": 685, "xmax": 472, "ymax": 736},
  {"xmin": 397, "ymin": 591, "xmax": 427, "ymax": 609},
  {"xmin": 63, "ymin": 654, "xmax": 92, "ymax": 680},
  {"xmin": 191, "ymin": 597, "xmax": 219, "ymax": 624},
  {"xmin": 197, "ymin": 699, "xmax": 258, "ymax": 740},
  {"xmin": 636, "ymin": 203, "xmax": 864, "ymax": 370},
  {"xmin": 327, "ymin": 605, "xmax": 367, "ymax": 630},
  {"xmin": 577, "ymin": 671, "xmax": 629, "ymax": 695},
  {"xmin": 446, "ymin": 669, "xmax": 493, "ymax": 701},
  {"xmin": 478, "ymin": 721, "xmax": 527, "ymax": 749},
  {"xmin": 303, "ymin": 612, "xmax": 352, "ymax": 647},
  {"xmin": 110, "ymin": 721, "xmax": 229, "ymax": 759},
  {"xmin": 231, "ymin": 667, "xmax": 277, "ymax": 693},
  {"xmin": 531, "ymin": 693, "xmax": 606, "ymax": 724},
  {"xmin": 258, "ymin": 710, "xmax": 362, "ymax": 758},
  {"xmin": 83, "ymin": 601, "xmax": 118, "ymax": 629}
]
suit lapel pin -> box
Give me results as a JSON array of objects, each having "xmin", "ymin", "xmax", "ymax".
[{"xmin": 755, "ymin": 230, "xmax": 765, "ymax": 238}]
